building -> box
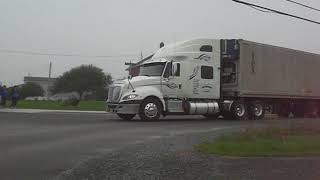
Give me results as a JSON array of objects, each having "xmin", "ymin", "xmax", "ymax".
[{"xmin": 24, "ymin": 76, "xmax": 57, "ymax": 96}]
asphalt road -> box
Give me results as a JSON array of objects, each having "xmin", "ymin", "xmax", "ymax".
[{"xmin": 0, "ymin": 112, "xmax": 263, "ymax": 180}]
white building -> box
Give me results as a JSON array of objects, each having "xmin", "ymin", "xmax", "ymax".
[{"xmin": 24, "ymin": 76, "xmax": 56, "ymax": 96}]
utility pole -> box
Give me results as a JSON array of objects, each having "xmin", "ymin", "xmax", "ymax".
[
  {"xmin": 48, "ymin": 62, "xmax": 52, "ymax": 79},
  {"xmin": 47, "ymin": 61, "xmax": 52, "ymax": 98}
]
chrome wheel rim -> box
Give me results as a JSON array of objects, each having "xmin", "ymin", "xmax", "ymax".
[
  {"xmin": 236, "ymin": 104, "xmax": 245, "ymax": 117},
  {"xmin": 144, "ymin": 103, "xmax": 158, "ymax": 118},
  {"xmin": 254, "ymin": 104, "xmax": 263, "ymax": 117}
]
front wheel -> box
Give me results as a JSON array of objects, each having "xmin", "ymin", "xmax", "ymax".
[
  {"xmin": 117, "ymin": 114, "xmax": 135, "ymax": 121},
  {"xmin": 139, "ymin": 98, "xmax": 163, "ymax": 121}
]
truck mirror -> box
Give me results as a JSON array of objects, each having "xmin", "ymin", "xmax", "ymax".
[{"xmin": 172, "ymin": 63, "xmax": 177, "ymax": 77}]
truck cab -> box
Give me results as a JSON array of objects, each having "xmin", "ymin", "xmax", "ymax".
[{"xmin": 107, "ymin": 39, "xmax": 223, "ymax": 121}]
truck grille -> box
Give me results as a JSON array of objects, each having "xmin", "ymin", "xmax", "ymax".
[{"xmin": 108, "ymin": 86, "xmax": 122, "ymax": 102}]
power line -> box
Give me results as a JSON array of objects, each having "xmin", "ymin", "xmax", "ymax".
[
  {"xmin": 285, "ymin": 0, "xmax": 320, "ymax": 12},
  {"xmin": 0, "ymin": 49, "xmax": 139, "ymax": 59},
  {"xmin": 248, "ymin": 5, "xmax": 273, "ymax": 13},
  {"xmin": 232, "ymin": 0, "xmax": 320, "ymax": 25}
]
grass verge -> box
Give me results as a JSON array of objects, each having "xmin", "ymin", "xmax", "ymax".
[
  {"xmin": 3, "ymin": 100, "xmax": 106, "ymax": 111},
  {"xmin": 197, "ymin": 127, "xmax": 320, "ymax": 157}
]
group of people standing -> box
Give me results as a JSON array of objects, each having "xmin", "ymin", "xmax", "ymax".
[{"xmin": 0, "ymin": 85, "xmax": 19, "ymax": 108}]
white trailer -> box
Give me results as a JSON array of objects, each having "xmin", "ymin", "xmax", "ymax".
[{"xmin": 107, "ymin": 39, "xmax": 320, "ymax": 121}]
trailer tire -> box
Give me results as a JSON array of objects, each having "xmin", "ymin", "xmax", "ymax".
[
  {"xmin": 139, "ymin": 97, "xmax": 162, "ymax": 121},
  {"xmin": 230, "ymin": 101, "xmax": 248, "ymax": 120},
  {"xmin": 117, "ymin": 114, "xmax": 136, "ymax": 121},
  {"xmin": 249, "ymin": 101, "xmax": 265, "ymax": 120}
]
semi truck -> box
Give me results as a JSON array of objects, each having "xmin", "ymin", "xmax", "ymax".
[{"xmin": 107, "ymin": 39, "xmax": 320, "ymax": 121}]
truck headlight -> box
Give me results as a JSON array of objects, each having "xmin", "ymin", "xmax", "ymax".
[{"xmin": 122, "ymin": 94, "xmax": 138, "ymax": 100}]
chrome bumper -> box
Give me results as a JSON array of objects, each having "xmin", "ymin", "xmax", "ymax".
[{"xmin": 106, "ymin": 101, "xmax": 141, "ymax": 114}]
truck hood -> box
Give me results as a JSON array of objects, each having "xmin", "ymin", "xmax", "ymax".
[
  {"xmin": 129, "ymin": 76, "xmax": 161, "ymax": 88},
  {"xmin": 111, "ymin": 76, "xmax": 161, "ymax": 90}
]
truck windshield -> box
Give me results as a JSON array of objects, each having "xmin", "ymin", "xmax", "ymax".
[{"xmin": 139, "ymin": 62, "xmax": 166, "ymax": 77}]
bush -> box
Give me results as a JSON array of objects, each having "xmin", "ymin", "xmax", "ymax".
[{"xmin": 20, "ymin": 82, "xmax": 45, "ymax": 98}]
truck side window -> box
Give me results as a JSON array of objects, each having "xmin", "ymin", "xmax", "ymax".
[
  {"xmin": 201, "ymin": 66, "xmax": 213, "ymax": 79},
  {"xmin": 173, "ymin": 63, "xmax": 180, "ymax": 76},
  {"xmin": 200, "ymin": 45, "xmax": 213, "ymax": 52}
]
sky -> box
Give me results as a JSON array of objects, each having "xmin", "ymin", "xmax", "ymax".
[{"xmin": 0, "ymin": 0, "xmax": 320, "ymax": 86}]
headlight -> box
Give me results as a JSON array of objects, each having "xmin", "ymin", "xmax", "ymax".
[{"xmin": 122, "ymin": 94, "xmax": 138, "ymax": 100}]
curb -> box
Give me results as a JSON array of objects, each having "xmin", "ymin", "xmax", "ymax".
[{"xmin": 0, "ymin": 108, "xmax": 109, "ymax": 114}]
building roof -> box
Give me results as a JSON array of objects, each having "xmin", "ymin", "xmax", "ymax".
[{"xmin": 24, "ymin": 76, "xmax": 57, "ymax": 82}]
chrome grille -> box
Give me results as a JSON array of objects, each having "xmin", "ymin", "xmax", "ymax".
[{"xmin": 108, "ymin": 86, "xmax": 121, "ymax": 102}]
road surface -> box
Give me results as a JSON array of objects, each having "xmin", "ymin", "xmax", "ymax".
[{"xmin": 0, "ymin": 112, "xmax": 266, "ymax": 180}]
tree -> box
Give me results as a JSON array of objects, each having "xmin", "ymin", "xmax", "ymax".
[
  {"xmin": 20, "ymin": 82, "xmax": 45, "ymax": 98},
  {"xmin": 51, "ymin": 65, "xmax": 111, "ymax": 102},
  {"xmin": 89, "ymin": 73, "xmax": 113, "ymax": 100}
]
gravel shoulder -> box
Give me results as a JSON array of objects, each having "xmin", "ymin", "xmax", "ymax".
[{"xmin": 54, "ymin": 124, "xmax": 320, "ymax": 180}]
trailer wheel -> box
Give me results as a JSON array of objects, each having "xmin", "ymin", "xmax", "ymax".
[
  {"xmin": 117, "ymin": 114, "xmax": 136, "ymax": 121},
  {"xmin": 139, "ymin": 97, "xmax": 162, "ymax": 121},
  {"xmin": 249, "ymin": 102, "xmax": 265, "ymax": 120},
  {"xmin": 230, "ymin": 101, "xmax": 248, "ymax": 120}
]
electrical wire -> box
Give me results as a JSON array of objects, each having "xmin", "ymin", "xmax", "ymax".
[
  {"xmin": 0, "ymin": 49, "xmax": 138, "ymax": 59},
  {"xmin": 285, "ymin": 0, "xmax": 320, "ymax": 12},
  {"xmin": 248, "ymin": 5, "xmax": 273, "ymax": 13},
  {"xmin": 232, "ymin": 0, "xmax": 320, "ymax": 25}
]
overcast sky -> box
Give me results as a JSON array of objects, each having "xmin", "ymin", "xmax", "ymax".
[{"xmin": 0, "ymin": 0, "xmax": 319, "ymax": 86}]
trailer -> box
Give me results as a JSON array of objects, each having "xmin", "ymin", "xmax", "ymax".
[
  {"xmin": 107, "ymin": 39, "xmax": 320, "ymax": 121},
  {"xmin": 220, "ymin": 40, "xmax": 320, "ymax": 119}
]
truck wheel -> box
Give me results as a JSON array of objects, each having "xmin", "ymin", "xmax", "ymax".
[
  {"xmin": 249, "ymin": 102, "xmax": 265, "ymax": 120},
  {"xmin": 139, "ymin": 98, "xmax": 162, "ymax": 121},
  {"xmin": 117, "ymin": 114, "xmax": 135, "ymax": 121},
  {"xmin": 230, "ymin": 101, "xmax": 248, "ymax": 120}
]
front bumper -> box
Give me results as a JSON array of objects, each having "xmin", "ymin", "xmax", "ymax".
[{"xmin": 106, "ymin": 100, "xmax": 141, "ymax": 114}]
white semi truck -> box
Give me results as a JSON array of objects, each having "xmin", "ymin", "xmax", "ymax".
[{"xmin": 107, "ymin": 39, "xmax": 320, "ymax": 121}]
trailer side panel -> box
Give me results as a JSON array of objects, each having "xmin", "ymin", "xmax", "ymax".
[{"xmin": 230, "ymin": 40, "xmax": 320, "ymax": 99}]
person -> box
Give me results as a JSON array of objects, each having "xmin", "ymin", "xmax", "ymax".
[
  {"xmin": 11, "ymin": 86, "xmax": 19, "ymax": 108},
  {"xmin": 0, "ymin": 85, "xmax": 8, "ymax": 107}
]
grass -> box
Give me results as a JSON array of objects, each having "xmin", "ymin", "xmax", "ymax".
[
  {"xmin": 197, "ymin": 127, "xmax": 320, "ymax": 157},
  {"xmin": 3, "ymin": 100, "xmax": 106, "ymax": 111}
]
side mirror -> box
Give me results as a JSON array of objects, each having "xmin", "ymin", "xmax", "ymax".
[
  {"xmin": 172, "ymin": 63, "xmax": 177, "ymax": 77},
  {"xmin": 128, "ymin": 75, "xmax": 132, "ymax": 80}
]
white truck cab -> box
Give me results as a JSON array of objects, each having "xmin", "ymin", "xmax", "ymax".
[{"xmin": 107, "ymin": 39, "xmax": 222, "ymax": 121}]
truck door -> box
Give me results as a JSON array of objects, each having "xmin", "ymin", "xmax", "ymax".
[
  {"xmin": 188, "ymin": 41, "xmax": 221, "ymax": 99},
  {"xmin": 161, "ymin": 62, "xmax": 182, "ymax": 99}
]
